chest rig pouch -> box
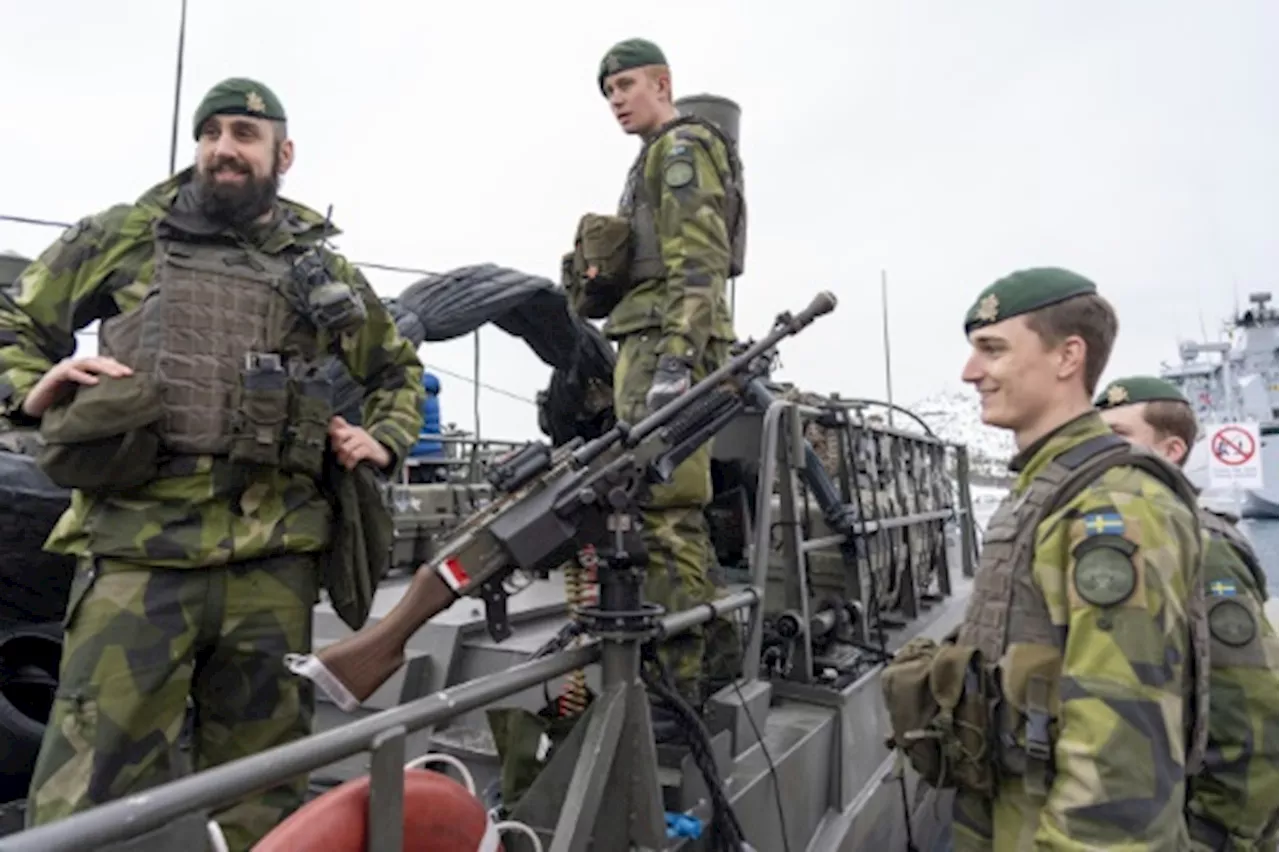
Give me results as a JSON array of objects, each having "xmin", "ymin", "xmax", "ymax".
[
  {"xmin": 956, "ymin": 432, "xmax": 1208, "ymax": 797},
  {"xmin": 563, "ymin": 213, "xmax": 634, "ymax": 319},
  {"xmin": 615, "ymin": 115, "xmax": 747, "ymax": 294},
  {"xmin": 40, "ymin": 231, "xmax": 337, "ymax": 492}
]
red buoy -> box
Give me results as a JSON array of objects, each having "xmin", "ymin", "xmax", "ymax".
[{"xmin": 252, "ymin": 769, "xmax": 504, "ymax": 851}]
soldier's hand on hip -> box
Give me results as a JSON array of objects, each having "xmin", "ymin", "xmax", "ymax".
[
  {"xmin": 22, "ymin": 355, "xmax": 134, "ymax": 417},
  {"xmin": 645, "ymin": 354, "xmax": 693, "ymax": 414},
  {"xmin": 328, "ymin": 415, "xmax": 391, "ymax": 471}
]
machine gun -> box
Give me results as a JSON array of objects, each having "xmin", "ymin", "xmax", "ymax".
[{"xmin": 287, "ymin": 290, "xmax": 838, "ymax": 711}]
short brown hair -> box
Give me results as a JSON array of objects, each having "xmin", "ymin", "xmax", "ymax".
[
  {"xmin": 1024, "ymin": 293, "xmax": 1118, "ymax": 395},
  {"xmin": 1142, "ymin": 399, "xmax": 1199, "ymax": 466}
]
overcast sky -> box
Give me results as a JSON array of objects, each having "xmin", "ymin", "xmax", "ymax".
[{"xmin": 1, "ymin": 0, "xmax": 1275, "ymax": 441}]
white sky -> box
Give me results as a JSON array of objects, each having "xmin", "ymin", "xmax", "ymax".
[{"xmin": 1, "ymin": 0, "xmax": 1275, "ymax": 441}]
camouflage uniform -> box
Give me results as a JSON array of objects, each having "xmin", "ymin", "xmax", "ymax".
[
  {"xmin": 597, "ymin": 39, "xmax": 744, "ymax": 702},
  {"xmin": 1094, "ymin": 376, "xmax": 1280, "ymax": 850},
  {"xmin": 950, "ymin": 412, "xmax": 1206, "ymax": 851},
  {"xmin": 881, "ymin": 270, "xmax": 1210, "ymax": 851},
  {"xmin": 0, "ymin": 79, "xmax": 423, "ymax": 851}
]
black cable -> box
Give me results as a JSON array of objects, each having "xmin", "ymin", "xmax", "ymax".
[
  {"xmin": 640, "ymin": 644, "xmax": 746, "ymax": 851},
  {"xmin": 729, "ymin": 677, "xmax": 791, "ymax": 852}
]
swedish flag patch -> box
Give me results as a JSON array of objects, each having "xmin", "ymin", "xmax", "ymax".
[
  {"xmin": 1081, "ymin": 511, "xmax": 1125, "ymax": 537},
  {"xmin": 1208, "ymin": 579, "xmax": 1237, "ymax": 597}
]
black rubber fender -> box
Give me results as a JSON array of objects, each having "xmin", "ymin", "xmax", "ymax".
[
  {"xmin": 0, "ymin": 448, "xmax": 76, "ymax": 625},
  {"xmin": 0, "ymin": 620, "xmax": 62, "ymax": 804}
]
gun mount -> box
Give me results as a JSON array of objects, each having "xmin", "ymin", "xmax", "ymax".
[{"xmin": 0, "ymin": 289, "xmax": 984, "ymax": 852}]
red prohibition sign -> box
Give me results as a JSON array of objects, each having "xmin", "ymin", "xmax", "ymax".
[{"xmin": 1211, "ymin": 426, "xmax": 1256, "ymax": 466}]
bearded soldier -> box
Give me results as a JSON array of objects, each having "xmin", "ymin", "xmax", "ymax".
[
  {"xmin": 0, "ymin": 78, "xmax": 424, "ymax": 850},
  {"xmin": 572, "ymin": 38, "xmax": 746, "ymax": 727},
  {"xmin": 1095, "ymin": 375, "xmax": 1279, "ymax": 851},
  {"xmin": 880, "ymin": 268, "xmax": 1210, "ymax": 850}
]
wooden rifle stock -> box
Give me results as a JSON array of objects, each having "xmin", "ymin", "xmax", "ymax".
[{"xmin": 315, "ymin": 566, "xmax": 456, "ymax": 703}]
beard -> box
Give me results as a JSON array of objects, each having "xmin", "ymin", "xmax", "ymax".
[{"xmin": 194, "ymin": 151, "xmax": 281, "ymax": 226}]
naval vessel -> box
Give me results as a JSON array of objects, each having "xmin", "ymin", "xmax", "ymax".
[{"xmin": 1160, "ymin": 290, "xmax": 1279, "ymax": 518}]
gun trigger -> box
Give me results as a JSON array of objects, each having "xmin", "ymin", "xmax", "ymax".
[{"xmin": 480, "ymin": 579, "xmax": 512, "ymax": 643}]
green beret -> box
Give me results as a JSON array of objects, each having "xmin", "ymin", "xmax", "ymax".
[
  {"xmin": 598, "ymin": 38, "xmax": 668, "ymax": 94},
  {"xmin": 192, "ymin": 78, "xmax": 286, "ymax": 139},
  {"xmin": 964, "ymin": 267, "xmax": 1098, "ymax": 334},
  {"xmin": 1094, "ymin": 375, "xmax": 1189, "ymax": 410}
]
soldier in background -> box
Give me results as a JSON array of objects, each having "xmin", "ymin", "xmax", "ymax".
[
  {"xmin": 881, "ymin": 268, "xmax": 1210, "ymax": 850},
  {"xmin": 0, "ymin": 78, "xmax": 424, "ymax": 850},
  {"xmin": 1095, "ymin": 375, "xmax": 1279, "ymax": 851},
  {"xmin": 584, "ymin": 38, "xmax": 747, "ymax": 726}
]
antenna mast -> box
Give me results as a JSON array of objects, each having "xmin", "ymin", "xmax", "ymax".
[
  {"xmin": 881, "ymin": 269, "xmax": 895, "ymax": 427},
  {"xmin": 167, "ymin": 0, "xmax": 190, "ymax": 176}
]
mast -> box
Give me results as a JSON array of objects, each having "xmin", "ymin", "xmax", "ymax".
[
  {"xmin": 166, "ymin": 0, "xmax": 189, "ymax": 176},
  {"xmin": 881, "ymin": 269, "xmax": 895, "ymax": 427}
]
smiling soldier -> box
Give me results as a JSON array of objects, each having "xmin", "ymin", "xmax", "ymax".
[
  {"xmin": 880, "ymin": 268, "xmax": 1211, "ymax": 850},
  {"xmin": 0, "ymin": 77, "xmax": 423, "ymax": 850}
]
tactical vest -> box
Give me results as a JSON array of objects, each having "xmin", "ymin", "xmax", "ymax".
[
  {"xmin": 98, "ymin": 231, "xmax": 332, "ymax": 478},
  {"xmin": 617, "ymin": 114, "xmax": 747, "ymax": 283},
  {"xmin": 1197, "ymin": 507, "xmax": 1269, "ymax": 600},
  {"xmin": 956, "ymin": 432, "xmax": 1211, "ymax": 792}
]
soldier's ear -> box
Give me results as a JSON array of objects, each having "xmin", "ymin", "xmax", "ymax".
[
  {"xmin": 276, "ymin": 138, "xmax": 295, "ymax": 177},
  {"xmin": 1161, "ymin": 434, "xmax": 1189, "ymax": 467},
  {"xmin": 1053, "ymin": 334, "xmax": 1087, "ymax": 384}
]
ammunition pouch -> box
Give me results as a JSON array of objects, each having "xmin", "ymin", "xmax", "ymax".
[
  {"xmin": 880, "ymin": 634, "xmax": 997, "ymax": 797},
  {"xmin": 567, "ymin": 213, "xmax": 633, "ymax": 319},
  {"xmin": 229, "ymin": 352, "xmax": 289, "ymax": 467},
  {"xmin": 318, "ymin": 457, "xmax": 393, "ymax": 632},
  {"xmin": 37, "ymin": 372, "xmax": 163, "ymax": 493},
  {"xmin": 282, "ymin": 363, "xmax": 334, "ymax": 480}
]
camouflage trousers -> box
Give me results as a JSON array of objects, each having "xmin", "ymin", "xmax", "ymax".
[
  {"xmin": 26, "ymin": 552, "xmax": 319, "ymax": 852},
  {"xmin": 614, "ymin": 330, "xmax": 743, "ymax": 703}
]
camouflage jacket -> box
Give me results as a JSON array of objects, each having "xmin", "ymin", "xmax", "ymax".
[
  {"xmin": 955, "ymin": 412, "xmax": 1205, "ymax": 851},
  {"xmin": 0, "ymin": 168, "xmax": 424, "ymax": 568},
  {"xmin": 605, "ymin": 117, "xmax": 737, "ymax": 359},
  {"xmin": 1187, "ymin": 507, "xmax": 1279, "ymax": 850}
]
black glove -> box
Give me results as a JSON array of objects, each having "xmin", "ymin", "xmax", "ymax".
[{"xmin": 645, "ymin": 354, "xmax": 693, "ymax": 413}]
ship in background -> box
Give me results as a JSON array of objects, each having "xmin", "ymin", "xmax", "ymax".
[{"xmin": 1160, "ymin": 290, "xmax": 1279, "ymax": 519}]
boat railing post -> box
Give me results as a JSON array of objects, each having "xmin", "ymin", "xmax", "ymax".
[
  {"xmin": 955, "ymin": 444, "xmax": 978, "ymax": 578},
  {"xmin": 367, "ymin": 726, "xmax": 407, "ymax": 852}
]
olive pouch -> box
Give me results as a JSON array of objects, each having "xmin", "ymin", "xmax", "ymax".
[
  {"xmin": 571, "ymin": 213, "xmax": 634, "ymax": 319},
  {"xmin": 282, "ymin": 363, "xmax": 333, "ymax": 479},
  {"xmin": 38, "ymin": 372, "xmax": 163, "ymax": 493},
  {"xmin": 229, "ymin": 353, "xmax": 289, "ymax": 467}
]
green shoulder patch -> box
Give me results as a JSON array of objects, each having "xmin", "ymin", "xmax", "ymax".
[
  {"xmin": 1208, "ymin": 598, "xmax": 1256, "ymax": 647},
  {"xmin": 663, "ymin": 157, "xmax": 696, "ymax": 189},
  {"xmin": 1072, "ymin": 535, "xmax": 1138, "ymax": 607}
]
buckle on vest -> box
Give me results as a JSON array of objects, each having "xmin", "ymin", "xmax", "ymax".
[
  {"xmin": 245, "ymin": 352, "xmax": 282, "ymax": 372},
  {"xmin": 1022, "ymin": 675, "xmax": 1053, "ymax": 797}
]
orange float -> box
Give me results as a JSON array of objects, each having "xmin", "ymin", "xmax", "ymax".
[{"xmin": 252, "ymin": 768, "xmax": 506, "ymax": 852}]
